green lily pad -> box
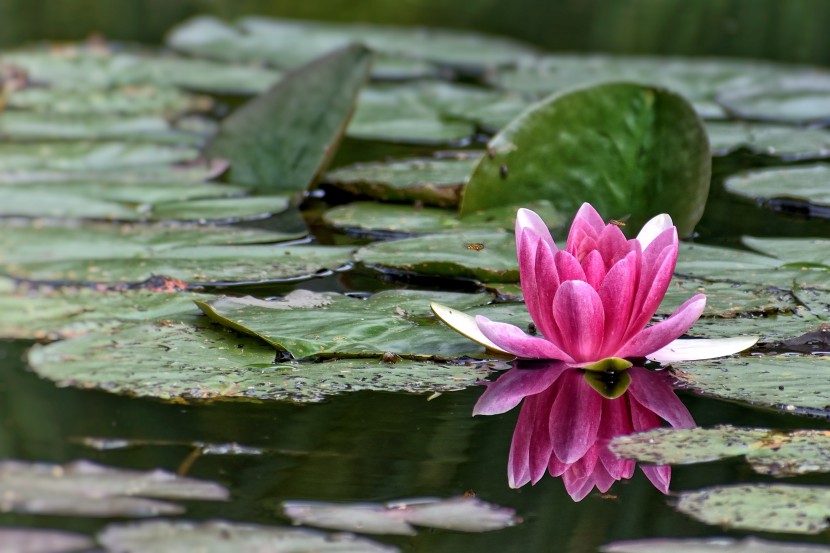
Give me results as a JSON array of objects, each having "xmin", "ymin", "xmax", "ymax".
[
  {"xmin": 1, "ymin": 46, "xmax": 283, "ymax": 95},
  {"xmin": 718, "ymin": 81, "xmax": 830, "ymax": 124},
  {"xmin": 725, "ymin": 164, "xmax": 830, "ymax": 212},
  {"xmin": 611, "ymin": 425, "xmax": 830, "ymax": 476},
  {"xmin": 743, "ymin": 236, "xmax": 830, "ymax": 268},
  {"xmin": 282, "ymin": 496, "xmax": 519, "ymax": 535},
  {"xmin": 461, "ymin": 83, "xmax": 711, "ymax": 237},
  {"xmin": 6, "ymin": 84, "xmax": 212, "ymax": 115},
  {"xmin": 671, "ymin": 354, "xmax": 830, "ymax": 418},
  {"xmin": 150, "ymin": 195, "xmax": 291, "ymax": 222},
  {"xmin": 602, "ymin": 537, "xmax": 830, "ymax": 553},
  {"xmin": 27, "ymin": 321, "xmax": 498, "ymax": 401},
  {"xmin": 0, "ymin": 158, "xmax": 228, "ymax": 185},
  {"xmin": 0, "ymin": 528, "xmax": 95, "ymax": 553},
  {"xmin": 207, "ymin": 44, "xmax": 371, "ymax": 192},
  {"xmin": 0, "ymin": 111, "xmax": 211, "ymax": 144},
  {"xmin": 706, "ymin": 121, "xmax": 830, "ymax": 159},
  {"xmin": 0, "ymin": 459, "xmax": 227, "ymax": 517},
  {"xmin": 196, "ymin": 289, "xmax": 496, "ymax": 359},
  {"xmin": 0, "ymin": 141, "xmax": 200, "ymax": 172},
  {"xmin": 355, "ymin": 231, "xmax": 518, "ymax": 282},
  {"xmin": 683, "ymin": 310, "xmax": 822, "ymax": 342},
  {"xmin": 98, "ymin": 519, "xmax": 396, "ymax": 553},
  {"xmin": 658, "ymin": 277, "xmax": 797, "ymax": 318},
  {"xmin": 675, "ymin": 484, "xmax": 830, "ymax": 534},
  {"xmin": 322, "ymin": 154, "xmax": 481, "ymax": 207}
]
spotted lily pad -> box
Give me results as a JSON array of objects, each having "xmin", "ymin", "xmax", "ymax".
[
  {"xmin": 196, "ymin": 289, "xmax": 496, "ymax": 359},
  {"xmin": 322, "ymin": 154, "xmax": 481, "ymax": 207},
  {"xmin": 0, "ymin": 141, "xmax": 200, "ymax": 172},
  {"xmin": 602, "ymin": 537, "xmax": 830, "ymax": 553},
  {"xmin": 658, "ymin": 277, "xmax": 797, "ymax": 318},
  {"xmin": 0, "ymin": 459, "xmax": 227, "ymax": 517},
  {"xmin": 725, "ymin": 165, "xmax": 830, "ymax": 213},
  {"xmin": 706, "ymin": 121, "xmax": 830, "ymax": 160},
  {"xmin": 98, "ymin": 519, "xmax": 396, "ymax": 553},
  {"xmin": 27, "ymin": 321, "xmax": 497, "ymax": 401},
  {"xmin": 282, "ymin": 496, "xmax": 519, "ymax": 535},
  {"xmin": 0, "ymin": 529, "xmax": 94, "ymax": 553},
  {"xmin": 461, "ymin": 83, "xmax": 711, "ymax": 237},
  {"xmin": 611, "ymin": 425, "xmax": 830, "ymax": 476},
  {"xmin": 675, "ymin": 484, "xmax": 830, "ymax": 534}
]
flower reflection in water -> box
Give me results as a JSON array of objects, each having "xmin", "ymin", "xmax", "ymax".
[{"xmin": 483, "ymin": 361, "xmax": 693, "ymax": 500}]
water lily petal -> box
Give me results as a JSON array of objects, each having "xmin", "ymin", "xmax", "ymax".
[
  {"xmin": 566, "ymin": 203, "xmax": 604, "ymax": 259},
  {"xmin": 554, "ymin": 249, "xmax": 587, "ymax": 283},
  {"xmin": 561, "ymin": 449, "xmax": 600, "ymax": 501},
  {"xmin": 475, "ymin": 316, "xmax": 575, "ymax": 361},
  {"xmin": 636, "ymin": 213, "xmax": 673, "ymax": 249},
  {"xmin": 533, "ymin": 237, "xmax": 562, "ymax": 343},
  {"xmin": 473, "ymin": 361, "xmax": 569, "ymax": 416},
  {"xmin": 517, "ymin": 228, "xmax": 542, "ymax": 333},
  {"xmin": 552, "ymin": 281, "xmax": 605, "ymax": 362},
  {"xmin": 581, "ymin": 249, "xmax": 607, "ymax": 290},
  {"xmin": 646, "ymin": 336, "xmax": 759, "ymax": 362},
  {"xmin": 617, "ymin": 294, "xmax": 706, "ymax": 359},
  {"xmin": 628, "ymin": 366, "xmax": 695, "ymax": 429},
  {"xmin": 597, "ymin": 223, "xmax": 631, "ymax": 267},
  {"xmin": 430, "ymin": 303, "xmax": 509, "ymax": 355},
  {"xmin": 641, "ymin": 465, "xmax": 671, "ymax": 494},
  {"xmin": 516, "ymin": 208, "xmax": 556, "ymax": 252},
  {"xmin": 529, "ymin": 392, "xmax": 555, "ymax": 484},
  {"xmin": 550, "ymin": 371, "xmax": 602, "ymax": 463},
  {"xmin": 625, "ymin": 243, "xmax": 677, "ymax": 340},
  {"xmin": 598, "ymin": 251, "xmax": 638, "ymax": 356},
  {"xmin": 507, "ymin": 400, "xmax": 534, "ymax": 488}
]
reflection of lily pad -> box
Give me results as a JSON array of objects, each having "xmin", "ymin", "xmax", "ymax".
[
  {"xmin": 675, "ymin": 484, "xmax": 830, "ymax": 534},
  {"xmin": 27, "ymin": 322, "xmax": 497, "ymax": 401},
  {"xmin": 0, "ymin": 141, "xmax": 200, "ymax": 172},
  {"xmin": 98, "ymin": 519, "xmax": 396, "ymax": 553},
  {"xmin": 0, "ymin": 459, "xmax": 227, "ymax": 517},
  {"xmin": 322, "ymin": 154, "xmax": 480, "ymax": 207},
  {"xmin": 0, "ymin": 528, "xmax": 94, "ymax": 553},
  {"xmin": 671, "ymin": 354, "xmax": 830, "ymax": 418},
  {"xmin": 282, "ymin": 496, "xmax": 519, "ymax": 535},
  {"xmin": 707, "ymin": 121, "xmax": 830, "ymax": 159},
  {"xmin": 602, "ymin": 537, "xmax": 830, "ymax": 553},
  {"xmin": 196, "ymin": 289, "xmax": 495, "ymax": 359},
  {"xmin": 611, "ymin": 425, "xmax": 830, "ymax": 476}
]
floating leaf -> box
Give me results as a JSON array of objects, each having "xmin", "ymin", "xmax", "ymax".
[
  {"xmin": 706, "ymin": 121, "xmax": 830, "ymax": 160},
  {"xmin": 602, "ymin": 537, "xmax": 830, "ymax": 553},
  {"xmin": 0, "ymin": 141, "xmax": 200, "ymax": 172},
  {"xmin": 98, "ymin": 519, "xmax": 396, "ymax": 553},
  {"xmin": 322, "ymin": 154, "xmax": 480, "ymax": 207},
  {"xmin": 0, "ymin": 528, "xmax": 94, "ymax": 553},
  {"xmin": 149, "ymin": 195, "xmax": 291, "ymax": 223},
  {"xmin": 0, "ymin": 158, "xmax": 228, "ymax": 184},
  {"xmin": 461, "ymin": 83, "xmax": 711, "ymax": 237},
  {"xmin": 725, "ymin": 165, "xmax": 830, "ymax": 213},
  {"xmin": 743, "ymin": 236, "xmax": 830, "ymax": 267},
  {"xmin": 0, "ymin": 459, "xmax": 227, "ymax": 517},
  {"xmin": 671, "ymin": 354, "xmax": 830, "ymax": 418},
  {"xmin": 658, "ymin": 277, "xmax": 796, "ymax": 317},
  {"xmin": 675, "ymin": 484, "xmax": 830, "ymax": 534},
  {"xmin": 611, "ymin": 425, "xmax": 830, "ymax": 476},
  {"xmin": 718, "ymin": 81, "xmax": 830, "ymax": 125},
  {"xmin": 27, "ymin": 321, "xmax": 497, "ymax": 401},
  {"xmin": 196, "ymin": 289, "xmax": 495, "ymax": 359},
  {"xmin": 207, "ymin": 44, "xmax": 372, "ymax": 192},
  {"xmin": 355, "ymin": 231, "xmax": 518, "ymax": 282},
  {"xmin": 282, "ymin": 496, "xmax": 519, "ymax": 535}
]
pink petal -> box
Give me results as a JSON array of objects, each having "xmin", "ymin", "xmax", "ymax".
[
  {"xmin": 641, "ymin": 465, "xmax": 672, "ymax": 494},
  {"xmin": 628, "ymin": 367, "xmax": 696, "ymax": 429},
  {"xmin": 554, "ymin": 250, "xmax": 587, "ymax": 283},
  {"xmin": 591, "ymin": 460, "xmax": 617, "ymax": 493},
  {"xmin": 561, "ymin": 451, "xmax": 600, "ymax": 501},
  {"xmin": 637, "ymin": 213, "xmax": 674, "ymax": 249},
  {"xmin": 597, "ymin": 223, "xmax": 631, "ymax": 268},
  {"xmin": 617, "ymin": 295, "xmax": 706, "ymax": 359},
  {"xmin": 598, "ymin": 396, "xmax": 634, "ymax": 479},
  {"xmin": 528, "ymin": 392, "xmax": 555, "ymax": 484},
  {"xmin": 552, "ymin": 281, "xmax": 605, "ymax": 362},
  {"xmin": 516, "ymin": 208, "xmax": 556, "ymax": 252},
  {"xmin": 572, "ymin": 203, "xmax": 606, "ymax": 234},
  {"xmin": 625, "ymin": 243, "xmax": 678, "ymax": 341},
  {"xmin": 473, "ymin": 361, "xmax": 569, "ymax": 416},
  {"xmin": 565, "ymin": 476, "xmax": 598, "ymax": 502},
  {"xmin": 518, "ymin": 228, "xmax": 543, "ymax": 334},
  {"xmin": 507, "ymin": 400, "xmax": 534, "ymax": 488},
  {"xmin": 581, "ymin": 250, "xmax": 607, "ymax": 290},
  {"xmin": 550, "ymin": 371, "xmax": 603, "ymax": 463},
  {"xmin": 533, "ymin": 238, "xmax": 563, "ymax": 343},
  {"xmin": 598, "ymin": 252, "xmax": 638, "ymax": 357},
  {"xmin": 566, "ymin": 204, "xmax": 605, "ymax": 258},
  {"xmin": 475, "ymin": 316, "xmax": 575, "ymax": 362},
  {"xmin": 647, "ymin": 336, "xmax": 759, "ymax": 363}
]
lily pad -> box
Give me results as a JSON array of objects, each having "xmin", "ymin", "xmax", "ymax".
[
  {"xmin": 98, "ymin": 519, "xmax": 396, "ymax": 553},
  {"xmin": 196, "ymin": 289, "xmax": 496, "ymax": 359},
  {"xmin": 150, "ymin": 195, "xmax": 291, "ymax": 223},
  {"xmin": 718, "ymin": 81, "xmax": 830, "ymax": 125},
  {"xmin": 658, "ymin": 277, "xmax": 797, "ymax": 318},
  {"xmin": 706, "ymin": 121, "xmax": 830, "ymax": 160},
  {"xmin": 0, "ymin": 529, "xmax": 94, "ymax": 553},
  {"xmin": 611, "ymin": 425, "xmax": 830, "ymax": 476},
  {"xmin": 671, "ymin": 354, "xmax": 830, "ymax": 418},
  {"xmin": 742, "ymin": 236, "xmax": 830, "ymax": 268},
  {"xmin": 0, "ymin": 459, "xmax": 227, "ymax": 517},
  {"xmin": 355, "ymin": 231, "xmax": 518, "ymax": 282},
  {"xmin": 282, "ymin": 496, "xmax": 519, "ymax": 535},
  {"xmin": 0, "ymin": 158, "xmax": 228, "ymax": 184},
  {"xmin": 461, "ymin": 83, "xmax": 711, "ymax": 237},
  {"xmin": 322, "ymin": 154, "xmax": 481, "ymax": 207},
  {"xmin": 602, "ymin": 537, "xmax": 830, "ymax": 553},
  {"xmin": 27, "ymin": 321, "xmax": 497, "ymax": 401},
  {"xmin": 207, "ymin": 44, "xmax": 371, "ymax": 192},
  {"xmin": 675, "ymin": 484, "xmax": 830, "ymax": 534},
  {"xmin": 682, "ymin": 311, "xmax": 822, "ymax": 342},
  {"xmin": 724, "ymin": 165, "xmax": 830, "ymax": 212},
  {"xmin": 0, "ymin": 141, "xmax": 200, "ymax": 172}
]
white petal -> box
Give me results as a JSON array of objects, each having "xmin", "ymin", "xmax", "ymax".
[
  {"xmin": 646, "ymin": 336, "xmax": 759, "ymax": 363},
  {"xmin": 430, "ymin": 302, "xmax": 511, "ymax": 355},
  {"xmin": 636, "ymin": 213, "xmax": 673, "ymax": 249},
  {"xmin": 515, "ymin": 208, "xmax": 556, "ymax": 251}
]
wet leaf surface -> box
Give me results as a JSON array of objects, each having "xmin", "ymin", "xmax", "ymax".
[
  {"xmin": 282, "ymin": 496, "xmax": 520, "ymax": 535},
  {"xmin": 674, "ymin": 484, "xmax": 830, "ymax": 534},
  {"xmin": 718, "ymin": 81, "xmax": 830, "ymax": 125},
  {"xmin": 706, "ymin": 121, "xmax": 830, "ymax": 159},
  {"xmin": 0, "ymin": 528, "xmax": 94, "ymax": 553},
  {"xmin": 0, "ymin": 141, "xmax": 200, "ymax": 172},
  {"xmin": 725, "ymin": 164, "xmax": 830, "ymax": 215},
  {"xmin": 602, "ymin": 537, "xmax": 830, "ymax": 553}
]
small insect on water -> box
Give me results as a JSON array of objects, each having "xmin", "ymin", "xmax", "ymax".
[{"xmin": 465, "ymin": 243, "xmax": 485, "ymax": 251}]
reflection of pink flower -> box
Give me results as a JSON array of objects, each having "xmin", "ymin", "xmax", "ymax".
[{"xmin": 478, "ymin": 362, "xmax": 693, "ymax": 500}]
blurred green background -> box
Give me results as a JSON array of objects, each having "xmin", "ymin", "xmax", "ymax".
[{"xmin": 2, "ymin": 0, "xmax": 830, "ymax": 65}]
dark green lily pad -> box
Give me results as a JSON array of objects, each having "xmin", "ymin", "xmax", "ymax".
[
  {"xmin": 207, "ymin": 44, "xmax": 371, "ymax": 192},
  {"xmin": 0, "ymin": 141, "xmax": 200, "ymax": 172},
  {"xmin": 27, "ymin": 321, "xmax": 498, "ymax": 401},
  {"xmin": 706, "ymin": 121, "xmax": 830, "ymax": 159},
  {"xmin": 196, "ymin": 289, "xmax": 496, "ymax": 359},
  {"xmin": 725, "ymin": 164, "xmax": 830, "ymax": 212},
  {"xmin": 718, "ymin": 81, "xmax": 830, "ymax": 125},
  {"xmin": 2, "ymin": 46, "xmax": 283, "ymax": 95},
  {"xmin": 611, "ymin": 425, "xmax": 830, "ymax": 476},
  {"xmin": 671, "ymin": 354, "xmax": 830, "ymax": 418},
  {"xmin": 461, "ymin": 83, "xmax": 711, "ymax": 237},
  {"xmin": 0, "ymin": 459, "xmax": 227, "ymax": 517},
  {"xmin": 0, "ymin": 529, "xmax": 94, "ymax": 553},
  {"xmin": 675, "ymin": 484, "xmax": 830, "ymax": 534},
  {"xmin": 355, "ymin": 231, "xmax": 518, "ymax": 282},
  {"xmin": 602, "ymin": 537, "xmax": 830, "ymax": 553},
  {"xmin": 98, "ymin": 519, "xmax": 396, "ymax": 553},
  {"xmin": 282, "ymin": 496, "xmax": 519, "ymax": 535},
  {"xmin": 322, "ymin": 154, "xmax": 481, "ymax": 207}
]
